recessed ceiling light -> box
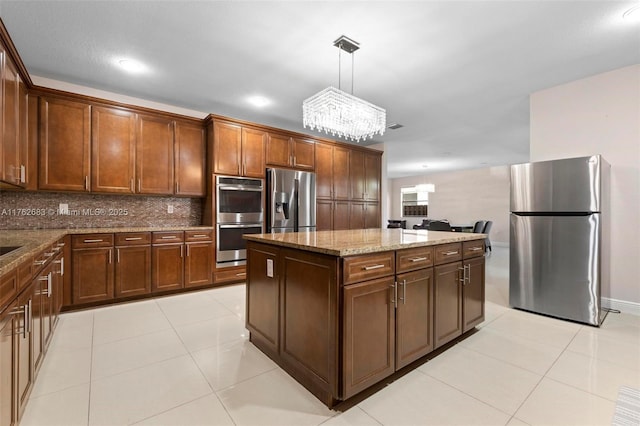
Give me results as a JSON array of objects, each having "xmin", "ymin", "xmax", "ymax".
[
  {"xmin": 247, "ymin": 95, "xmax": 271, "ymax": 108},
  {"xmin": 623, "ymin": 5, "xmax": 640, "ymax": 22},
  {"xmin": 117, "ymin": 58, "xmax": 146, "ymax": 74}
]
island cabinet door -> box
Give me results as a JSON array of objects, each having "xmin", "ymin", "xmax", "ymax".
[
  {"xmin": 433, "ymin": 262, "xmax": 463, "ymax": 349},
  {"xmin": 246, "ymin": 243, "xmax": 280, "ymax": 358},
  {"xmin": 463, "ymin": 256, "xmax": 485, "ymax": 332},
  {"xmin": 395, "ymin": 268, "xmax": 434, "ymax": 369},
  {"xmin": 280, "ymin": 248, "xmax": 339, "ymax": 400},
  {"xmin": 342, "ymin": 276, "xmax": 396, "ymax": 400}
]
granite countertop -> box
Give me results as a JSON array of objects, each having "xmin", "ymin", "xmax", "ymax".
[
  {"xmin": 244, "ymin": 228, "xmax": 486, "ymax": 257},
  {"xmin": 0, "ymin": 226, "xmax": 214, "ymax": 277}
]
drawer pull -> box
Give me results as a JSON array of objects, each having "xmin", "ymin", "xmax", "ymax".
[
  {"xmin": 56, "ymin": 242, "xmax": 65, "ymax": 247},
  {"xmin": 363, "ymin": 264, "xmax": 385, "ymax": 271},
  {"xmin": 443, "ymin": 251, "xmax": 459, "ymax": 256},
  {"xmin": 236, "ymin": 272, "xmax": 247, "ymax": 277},
  {"xmin": 161, "ymin": 236, "xmax": 177, "ymax": 239},
  {"xmin": 410, "ymin": 257, "xmax": 427, "ymax": 262},
  {"xmin": 469, "ymin": 247, "xmax": 483, "ymax": 251},
  {"xmin": 34, "ymin": 260, "xmax": 46, "ymax": 266},
  {"xmin": 125, "ymin": 237, "xmax": 143, "ymax": 241},
  {"xmin": 44, "ymin": 252, "xmax": 54, "ymax": 257},
  {"xmin": 84, "ymin": 239, "xmax": 103, "ymax": 243},
  {"xmin": 192, "ymin": 234, "xmax": 208, "ymax": 238}
]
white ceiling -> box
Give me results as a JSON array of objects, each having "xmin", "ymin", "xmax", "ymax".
[{"xmin": 1, "ymin": 1, "xmax": 638, "ymax": 178}]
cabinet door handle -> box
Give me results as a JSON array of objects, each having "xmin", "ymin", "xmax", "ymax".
[
  {"xmin": 186, "ymin": 245, "xmax": 190, "ymax": 257},
  {"xmin": 180, "ymin": 246, "xmax": 183, "ymax": 258},
  {"xmin": 390, "ymin": 282, "xmax": 397, "ymax": 308},
  {"xmin": 109, "ymin": 249, "xmax": 112, "ymax": 264},
  {"xmin": 469, "ymin": 247, "xmax": 483, "ymax": 252},
  {"xmin": 443, "ymin": 251, "xmax": 459, "ymax": 256},
  {"xmin": 410, "ymin": 257, "xmax": 427, "ymax": 262},
  {"xmin": 125, "ymin": 237, "xmax": 142, "ymax": 241},
  {"xmin": 399, "ymin": 279, "xmax": 407, "ymax": 304},
  {"xmin": 130, "ymin": 178, "xmax": 134, "ymax": 193},
  {"xmin": 11, "ymin": 303, "xmax": 29, "ymax": 338},
  {"xmin": 175, "ymin": 181, "xmax": 179, "ymax": 193},
  {"xmin": 117, "ymin": 248, "xmax": 120, "ymax": 263},
  {"xmin": 54, "ymin": 257, "xmax": 64, "ymax": 276},
  {"xmin": 236, "ymin": 272, "xmax": 246, "ymax": 277},
  {"xmin": 84, "ymin": 239, "xmax": 103, "ymax": 243},
  {"xmin": 362, "ymin": 264, "xmax": 384, "ymax": 271},
  {"xmin": 20, "ymin": 165, "xmax": 25, "ymax": 183},
  {"xmin": 138, "ymin": 179, "xmax": 141, "ymax": 192},
  {"xmin": 458, "ymin": 266, "xmax": 465, "ymax": 284},
  {"xmin": 465, "ymin": 264, "xmax": 471, "ymax": 285},
  {"xmin": 85, "ymin": 176, "xmax": 89, "ymax": 190}
]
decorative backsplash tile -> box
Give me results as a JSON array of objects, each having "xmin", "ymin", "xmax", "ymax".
[{"xmin": 0, "ymin": 191, "xmax": 202, "ymax": 230}]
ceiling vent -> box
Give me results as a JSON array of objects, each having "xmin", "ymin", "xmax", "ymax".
[{"xmin": 388, "ymin": 123, "xmax": 404, "ymax": 130}]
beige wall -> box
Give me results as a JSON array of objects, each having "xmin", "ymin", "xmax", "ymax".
[
  {"xmin": 390, "ymin": 166, "xmax": 510, "ymax": 246},
  {"xmin": 530, "ymin": 64, "xmax": 640, "ymax": 305}
]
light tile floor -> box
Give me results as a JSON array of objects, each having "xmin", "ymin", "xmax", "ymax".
[{"xmin": 21, "ymin": 247, "xmax": 640, "ymax": 425}]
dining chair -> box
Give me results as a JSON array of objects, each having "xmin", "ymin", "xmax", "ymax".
[
  {"xmin": 482, "ymin": 220, "xmax": 493, "ymax": 252},
  {"xmin": 472, "ymin": 220, "xmax": 486, "ymax": 233}
]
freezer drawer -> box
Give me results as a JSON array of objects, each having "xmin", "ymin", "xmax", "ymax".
[{"xmin": 509, "ymin": 213, "xmax": 603, "ymax": 325}]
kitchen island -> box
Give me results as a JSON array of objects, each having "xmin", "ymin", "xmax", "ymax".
[{"xmin": 244, "ymin": 228, "xmax": 486, "ymax": 407}]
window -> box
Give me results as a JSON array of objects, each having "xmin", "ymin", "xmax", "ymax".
[{"xmin": 401, "ymin": 184, "xmax": 434, "ymax": 217}]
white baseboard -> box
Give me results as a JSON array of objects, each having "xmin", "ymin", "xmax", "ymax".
[{"xmin": 603, "ymin": 297, "xmax": 640, "ymax": 316}]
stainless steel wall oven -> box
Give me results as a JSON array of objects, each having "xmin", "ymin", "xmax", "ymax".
[{"xmin": 215, "ymin": 176, "xmax": 264, "ymax": 268}]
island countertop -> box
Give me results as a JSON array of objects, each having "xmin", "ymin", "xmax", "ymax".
[{"xmin": 244, "ymin": 228, "xmax": 486, "ymax": 257}]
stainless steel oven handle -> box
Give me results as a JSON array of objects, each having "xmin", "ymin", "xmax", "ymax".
[
  {"xmin": 217, "ymin": 185, "xmax": 263, "ymax": 192},
  {"xmin": 218, "ymin": 224, "xmax": 263, "ymax": 229}
]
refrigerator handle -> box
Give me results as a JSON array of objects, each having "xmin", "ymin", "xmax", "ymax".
[{"xmin": 294, "ymin": 178, "xmax": 299, "ymax": 232}]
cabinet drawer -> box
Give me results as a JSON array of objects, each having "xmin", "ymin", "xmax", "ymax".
[
  {"xmin": 396, "ymin": 246, "xmax": 434, "ymax": 273},
  {"xmin": 0, "ymin": 270, "xmax": 17, "ymax": 312},
  {"xmin": 463, "ymin": 240, "xmax": 485, "ymax": 259},
  {"xmin": 185, "ymin": 230, "xmax": 213, "ymax": 242},
  {"xmin": 72, "ymin": 234, "xmax": 114, "ymax": 249},
  {"xmin": 214, "ymin": 266, "xmax": 246, "ymax": 284},
  {"xmin": 115, "ymin": 232, "xmax": 151, "ymax": 246},
  {"xmin": 152, "ymin": 231, "xmax": 184, "ymax": 244},
  {"xmin": 434, "ymin": 243, "xmax": 462, "ymax": 265},
  {"xmin": 343, "ymin": 252, "xmax": 395, "ymax": 285}
]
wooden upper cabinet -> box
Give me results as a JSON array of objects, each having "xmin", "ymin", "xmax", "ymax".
[
  {"xmin": 175, "ymin": 121, "xmax": 205, "ymax": 196},
  {"xmin": 39, "ymin": 96, "xmax": 91, "ymax": 192},
  {"xmin": 91, "ymin": 106, "xmax": 136, "ymax": 194},
  {"xmin": 315, "ymin": 143, "xmax": 333, "ymax": 199},
  {"xmin": 266, "ymin": 134, "xmax": 315, "ymax": 170},
  {"xmin": 213, "ymin": 121, "xmax": 242, "ymax": 176},
  {"xmin": 265, "ymin": 133, "xmax": 291, "ymax": 168},
  {"xmin": 136, "ymin": 114, "xmax": 174, "ymax": 195},
  {"xmin": 364, "ymin": 152, "xmax": 381, "ymax": 201},
  {"xmin": 350, "ymin": 149, "xmax": 380, "ymax": 202},
  {"xmin": 19, "ymin": 73, "xmax": 31, "ymax": 188},
  {"xmin": 292, "ymin": 138, "xmax": 315, "ymax": 170},
  {"xmin": 2, "ymin": 55, "xmax": 20, "ymax": 185},
  {"xmin": 241, "ymin": 127, "xmax": 266, "ymax": 178},
  {"xmin": 349, "ymin": 150, "xmax": 365, "ymax": 201}
]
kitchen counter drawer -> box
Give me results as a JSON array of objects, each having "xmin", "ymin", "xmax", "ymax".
[
  {"xmin": 115, "ymin": 232, "xmax": 152, "ymax": 246},
  {"xmin": 185, "ymin": 230, "xmax": 213, "ymax": 242},
  {"xmin": 72, "ymin": 234, "xmax": 114, "ymax": 249},
  {"xmin": 434, "ymin": 243, "xmax": 462, "ymax": 265},
  {"xmin": 396, "ymin": 246, "xmax": 434, "ymax": 273},
  {"xmin": 463, "ymin": 240, "xmax": 484, "ymax": 259},
  {"xmin": 152, "ymin": 231, "xmax": 184, "ymax": 244},
  {"xmin": 343, "ymin": 252, "xmax": 395, "ymax": 285}
]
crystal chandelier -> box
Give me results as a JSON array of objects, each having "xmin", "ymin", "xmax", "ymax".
[{"xmin": 303, "ymin": 36, "xmax": 386, "ymax": 143}]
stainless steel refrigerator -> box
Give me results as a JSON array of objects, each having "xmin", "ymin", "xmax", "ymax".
[
  {"xmin": 266, "ymin": 168, "xmax": 316, "ymax": 233},
  {"xmin": 509, "ymin": 155, "xmax": 610, "ymax": 326}
]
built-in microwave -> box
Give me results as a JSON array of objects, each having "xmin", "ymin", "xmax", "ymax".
[{"xmin": 216, "ymin": 176, "xmax": 264, "ymax": 223}]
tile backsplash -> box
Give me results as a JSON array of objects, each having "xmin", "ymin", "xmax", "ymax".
[{"xmin": 0, "ymin": 191, "xmax": 203, "ymax": 230}]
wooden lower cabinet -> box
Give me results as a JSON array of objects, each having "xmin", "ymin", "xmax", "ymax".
[
  {"xmin": 115, "ymin": 245, "xmax": 151, "ymax": 297},
  {"xmin": 15, "ymin": 285, "xmax": 33, "ymax": 421},
  {"xmin": 72, "ymin": 247, "xmax": 114, "ymax": 304},
  {"xmin": 0, "ymin": 300, "xmax": 16, "ymax": 426},
  {"xmin": 343, "ymin": 276, "xmax": 395, "ymax": 399},
  {"xmin": 152, "ymin": 244, "xmax": 184, "ymax": 292},
  {"xmin": 433, "ymin": 262, "xmax": 463, "ymax": 348},
  {"xmin": 395, "ymin": 268, "xmax": 434, "ymax": 369},
  {"xmin": 463, "ymin": 256, "xmax": 485, "ymax": 332},
  {"xmin": 184, "ymin": 242, "xmax": 212, "ymax": 288}
]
